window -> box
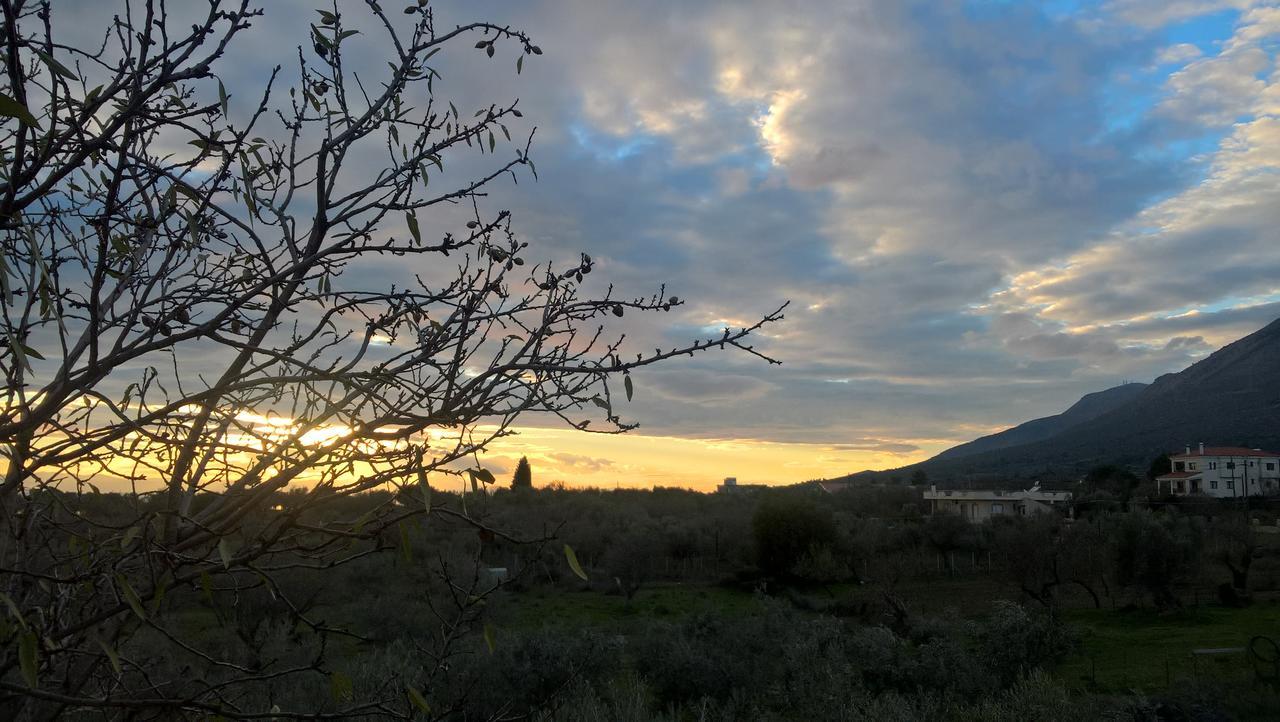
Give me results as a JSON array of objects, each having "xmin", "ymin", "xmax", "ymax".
[
  {"xmin": 1227, "ymin": 479, "xmax": 1235, "ymax": 489},
  {"xmin": 992, "ymin": 503, "xmax": 1004, "ymax": 513},
  {"xmin": 1188, "ymin": 462, "xmax": 1197, "ymax": 471},
  {"xmin": 1249, "ymin": 461, "xmax": 1255, "ymax": 467},
  {"xmin": 1226, "ymin": 461, "xmax": 1236, "ymax": 469},
  {"xmin": 1267, "ymin": 462, "xmax": 1276, "ymax": 471},
  {"xmin": 1208, "ymin": 462, "xmax": 1217, "ymax": 470},
  {"xmin": 1210, "ymin": 479, "xmax": 1218, "ymax": 489},
  {"xmin": 1176, "ymin": 481, "xmax": 1186, "ymax": 493},
  {"xmin": 1175, "ymin": 461, "xmax": 1185, "ymax": 471}
]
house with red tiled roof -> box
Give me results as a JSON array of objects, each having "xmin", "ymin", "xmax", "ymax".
[{"xmin": 1155, "ymin": 443, "xmax": 1280, "ymax": 498}]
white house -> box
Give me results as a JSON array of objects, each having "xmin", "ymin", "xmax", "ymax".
[
  {"xmin": 923, "ymin": 484, "xmax": 1073, "ymax": 523},
  {"xmin": 1155, "ymin": 443, "xmax": 1280, "ymax": 498}
]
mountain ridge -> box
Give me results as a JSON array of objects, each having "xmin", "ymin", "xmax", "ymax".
[
  {"xmin": 852, "ymin": 318, "xmax": 1280, "ymax": 482},
  {"xmin": 932, "ymin": 382, "xmax": 1148, "ymax": 461}
]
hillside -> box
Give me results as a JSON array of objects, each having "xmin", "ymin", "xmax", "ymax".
[
  {"xmin": 932, "ymin": 382, "xmax": 1148, "ymax": 461},
  {"xmin": 872, "ymin": 318, "xmax": 1280, "ymax": 481}
]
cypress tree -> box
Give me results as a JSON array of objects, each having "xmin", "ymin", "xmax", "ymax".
[{"xmin": 512, "ymin": 456, "xmax": 533, "ymax": 489}]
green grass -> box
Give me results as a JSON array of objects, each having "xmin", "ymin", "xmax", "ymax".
[
  {"xmin": 1057, "ymin": 603, "xmax": 1280, "ymax": 692},
  {"xmin": 492, "ymin": 582, "xmax": 762, "ymax": 630}
]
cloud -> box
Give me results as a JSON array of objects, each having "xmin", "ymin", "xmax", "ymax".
[
  {"xmin": 641, "ymin": 368, "xmax": 777, "ymax": 405},
  {"xmin": 1108, "ymin": 0, "xmax": 1259, "ymax": 28},
  {"xmin": 46, "ymin": 0, "xmax": 1280, "ymax": 482},
  {"xmin": 547, "ymin": 452, "xmax": 615, "ymax": 473},
  {"xmin": 1156, "ymin": 43, "xmax": 1205, "ymax": 65}
]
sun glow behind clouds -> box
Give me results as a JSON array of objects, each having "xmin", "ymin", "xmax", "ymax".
[
  {"xmin": 473, "ymin": 426, "xmax": 939, "ymax": 491},
  {"xmin": 38, "ymin": 413, "xmax": 939, "ymax": 494},
  {"xmin": 754, "ymin": 89, "xmax": 805, "ymax": 166}
]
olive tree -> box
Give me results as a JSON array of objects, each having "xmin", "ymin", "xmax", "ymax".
[{"xmin": 0, "ymin": 0, "xmax": 784, "ymax": 717}]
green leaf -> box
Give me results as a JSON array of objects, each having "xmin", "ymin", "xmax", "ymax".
[
  {"xmin": 150, "ymin": 577, "xmax": 170, "ymax": 616},
  {"xmin": 488, "ymin": 130, "xmax": 495, "ymax": 153},
  {"xmin": 33, "ymin": 49, "xmax": 77, "ymax": 81},
  {"xmin": 121, "ymin": 524, "xmax": 141, "ymax": 550},
  {"xmin": 0, "ymin": 592, "xmax": 26, "ymax": 629},
  {"xmin": 483, "ymin": 623, "xmax": 496, "ymax": 654},
  {"xmin": 406, "ymin": 684, "xmax": 431, "ymax": 714},
  {"xmin": 0, "ymin": 92, "xmax": 40, "ymax": 128},
  {"xmin": 6, "ymin": 327, "xmax": 32, "ymax": 374},
  {"xmin": 353, "ymin": 509, "xmax": 374, "ymax": 534},
  {"xmin": 624, "ymin": 375, "xmax": 634, "ymax": 402},
  {"xmin": 172, "ymin": 181, "xmax": 201, "ymax": 202},
  {"xmin": 399, "ymin": 522, "xmax": 413, "ymax": 564},
  {"xmin": 516, "ymin": 55, "xmax": 523, "ymax": 74},
  {"xmin": 470, "ymin": 468, "xmax": 495, "ymax": 485},
  {"xmin": 564, "ymin": 544, "xmax": 588, "ymax": 581},
  {"xmin": 418, "ymin": 470, "xmax": 432, "ymax": 513},
  {"xmin": 116, "ymin": 575, "xmax": 146, "ymax": 621},
  {"xmin": 217, "ymin": 79, "xmax": 228, "ymax": 116},
  {"xmin": 330, "ymin": 671, "xmax": 354, "ymax": 703},
  {"xmin": 19, "ymin": 631, "xmax": 38, "ymax": 688},
  {"xmin": 591, "ymin": 396, "xmax": 609, "ymax": 411},
  {"xmin": 218, "ymin": 537, "xmax": 232, "ymax": 569},
  {"xmin": 199, "ymin": 570, "xmax": 215, "ymax": 606},
  {"xmin": 95, "ymin": 635, "xmax": 123, "ymax": 676},
  {"xmin": 406, "ymin": 212, "xmax": 421, "ymax": 244}
]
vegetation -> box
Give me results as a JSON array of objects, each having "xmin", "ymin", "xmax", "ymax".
[
  {"xmin": 3, "ymin": 468, "xmax": 1279, "ymax": 719},
  {"xmin": 0, "ymin": 1, "xmax": 781, "ymax": 717},
  {"xmin": 1, "ymin": 0, "xmax": 1277, "ymax": 720},
  {"xmin": 512, "ymin": 456, "xmax": 533, "ymax": 490}
]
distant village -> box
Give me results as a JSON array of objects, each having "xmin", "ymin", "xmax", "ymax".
[{"xmin": 720, "ymin": 441, "xmax": 1280, "ymax": 525}]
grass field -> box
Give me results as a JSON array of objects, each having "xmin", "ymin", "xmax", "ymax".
[{"xmin": 1058, "ymin": 603, "xmax": 1280, "ymax": 692}]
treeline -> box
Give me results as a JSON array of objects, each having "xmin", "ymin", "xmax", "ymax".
[{"xmin": 461, "ymin": 481, "xmax": 1272, "ymax": 611}]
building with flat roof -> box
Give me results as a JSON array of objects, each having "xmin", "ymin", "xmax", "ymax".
[
  {"xmin": 922, "ymin": 484, "xmax": 1072, "ymax": 523},
  {"xmin": 716, "ymin": 477, "xmax": 768, "ymax": 493}
]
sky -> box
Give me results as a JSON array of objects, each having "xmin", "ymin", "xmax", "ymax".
[{"xmin": 50, "ymin": 0, "xmax": 1280, "ymax": 491}]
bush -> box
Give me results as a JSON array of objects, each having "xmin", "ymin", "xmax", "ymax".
[{"xmin": 451, "ymin": 628, "xmax": 622, "ymax": 718}]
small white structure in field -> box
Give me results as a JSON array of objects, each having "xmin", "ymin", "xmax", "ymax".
[
  {"xmin": 1155, "ymin": 443, "xmax": 1280, "ymax": 498},
  {"xmin": 923, "ymin": 484, "xmax": 1072, "ymax": 523}
]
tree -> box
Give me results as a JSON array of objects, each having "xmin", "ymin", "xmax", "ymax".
[
  {"xmin": 512, "ymin": 455, "xmax": 533, "ymax": 489},
  {"xmin": 1107, "ymin": 511, "xmax": 1203, "ymax": 609},
  {"xmin": 922, "ymin": 512, "xmax": 978, "ymax": 576},
  {"xmin": 1207, "ymin": 514, "xmax": 1258, "ymax": 604},
  {"xmin": 910, "ymin": 469, "xmax": 928, "ymax": 486},
  {"xmin": 1084, "ymin": 464, "xmax": 1140, "ymax": 502},
  {"xmin": 1146, "ymin": 453, "xmax": 1172, "ymax": 482},
  {"xmin": 602, "ymin": 526, "xmax": 656, "ymax": 605},
  {"xmin": 751, "ymin": 494, "xmax": 837, "ymax": 578},
  {"xmin": 0, "ymin": 2, "xmax": 784, "ymax": 716},
  {"xmin": 989, "ymin": 514, "xmax": 1105, "ymax": 609}
]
